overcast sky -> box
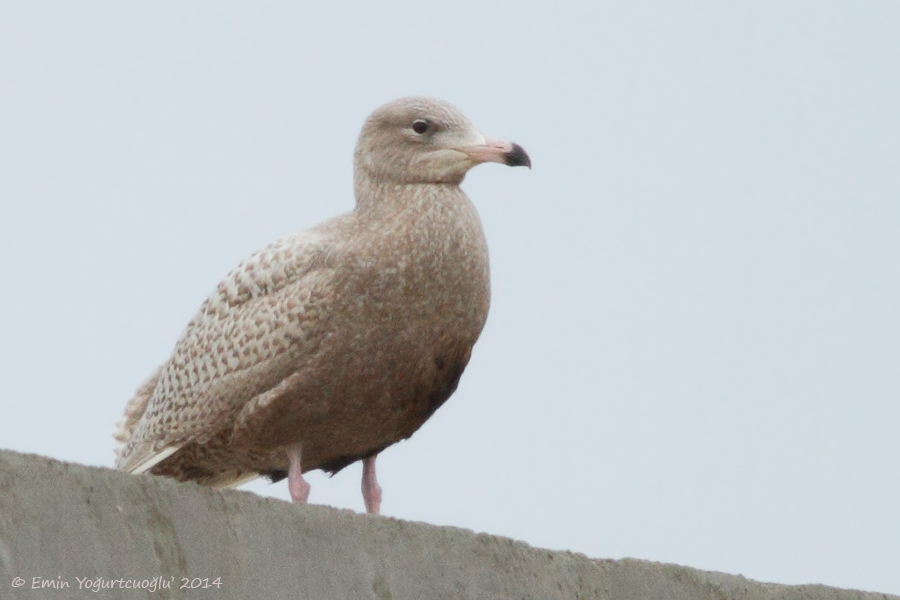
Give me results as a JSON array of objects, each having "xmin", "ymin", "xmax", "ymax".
[{"xmin": 1, "ymin": 2, "xmax": 898, "ymax": 595}]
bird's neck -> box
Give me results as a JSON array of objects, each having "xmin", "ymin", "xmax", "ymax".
[{"xmin": 353, "ymin": 174, "xmax": 463, "ymax": 218}]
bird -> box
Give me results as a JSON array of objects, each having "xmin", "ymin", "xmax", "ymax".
[{"xmin": 113, "ymin": 96, "xmax": 530, "ymax": 514}]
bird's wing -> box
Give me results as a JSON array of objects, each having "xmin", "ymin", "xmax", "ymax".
[{"xmin": 115, "ymin": 225, "xmax": 341, "ymax": 473}]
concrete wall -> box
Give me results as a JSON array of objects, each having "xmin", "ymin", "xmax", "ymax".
[{"xmin": 0, "ymin": 450, "xmax": 894, "ymax": 600}]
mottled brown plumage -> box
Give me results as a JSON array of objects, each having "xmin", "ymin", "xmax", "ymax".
[{"xmin": 113, "ymin": 97, "xmax": 530, "ymax": 511}]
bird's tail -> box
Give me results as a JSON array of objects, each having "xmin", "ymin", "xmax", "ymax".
[{"xmin": 113, "ymin": 365, "xmax": 163, "ymax": 467}]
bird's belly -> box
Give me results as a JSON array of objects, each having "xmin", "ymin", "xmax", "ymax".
[{"xmin": 245, "ymin": 316, "xmax": 478, "ymax": 474}]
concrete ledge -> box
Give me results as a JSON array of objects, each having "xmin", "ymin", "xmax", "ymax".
[{"xmin": 0, "ymin": 450, "xmax": 894, "ymax": 600}]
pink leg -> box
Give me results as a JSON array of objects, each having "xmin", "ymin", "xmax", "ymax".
[
  {"xmin": 286, "ymin": 445, "xmax": 310, "ymax": 504},
  {"xmin": 361, "ymin": 455, "xmax": 383, "ymax": 515}
]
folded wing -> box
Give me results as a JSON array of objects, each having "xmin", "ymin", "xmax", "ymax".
[{"xmin": 114, "ymin": 226, "xmax": 340, "ymax": 474}]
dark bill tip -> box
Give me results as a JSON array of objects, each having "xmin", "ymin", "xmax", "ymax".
[{"xmin": 504, "ymin": 143, "xmax": 532, "ymax": 168}]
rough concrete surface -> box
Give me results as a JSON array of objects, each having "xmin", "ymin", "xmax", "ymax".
[{"xmin": 0, "ymin": 450, "xmax": 894, "ymax": 600}]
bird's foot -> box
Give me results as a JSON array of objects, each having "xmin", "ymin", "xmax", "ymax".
[
  {"xmin": 362, "ymin": 455, "xmax": 382, "ymax": 515},
  {"xmin": 287, "ymin": 445, "xmax": 310, "ymax": 503}
]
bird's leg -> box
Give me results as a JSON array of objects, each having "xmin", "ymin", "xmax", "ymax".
[
  {"xmin": 286, "ymin": 445, "xmax": 310, "ymax": 504},
  {"xmin": 361, "ymin": 455, "xmax": 383, "ymax": 515}
]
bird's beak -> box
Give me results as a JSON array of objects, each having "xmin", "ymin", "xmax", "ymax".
[{"xmin": 458, "ymin": 137, "xmax": 531, "ymax": 168}]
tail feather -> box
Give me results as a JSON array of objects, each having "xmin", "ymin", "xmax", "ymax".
[{"xmin": 113, "ymin": 365, "xmax": 163, "ymax": 468}]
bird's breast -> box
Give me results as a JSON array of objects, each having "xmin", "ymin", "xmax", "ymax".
[{"xmin": 344, "ymin": 189, "xmax": 490, "ymax": 332}]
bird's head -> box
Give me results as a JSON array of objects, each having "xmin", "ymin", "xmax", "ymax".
[{"xmin": 354, "ymin": 97, "xmax": 530, "ymax": 187}]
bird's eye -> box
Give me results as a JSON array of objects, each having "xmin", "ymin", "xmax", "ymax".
[{"xmin": 411, "ymin": 120, "xmax": 430, "ymax": 135}]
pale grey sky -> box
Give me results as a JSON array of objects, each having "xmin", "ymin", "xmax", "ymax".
[{"xmin": 1, "ymin": 2, "xmax": 898, "ymax": 595}]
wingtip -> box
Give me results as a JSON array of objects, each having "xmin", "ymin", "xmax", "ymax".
[{"xmin": 122, "ymin": 445, "xmax": 180, "ymax": 475}]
